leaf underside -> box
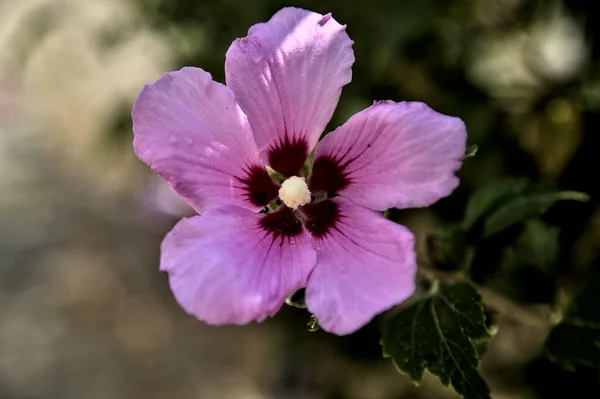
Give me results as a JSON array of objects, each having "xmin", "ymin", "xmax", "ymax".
[{"xmin": 382, "ymin": 283, "xmax": 491, "ymax": 399}]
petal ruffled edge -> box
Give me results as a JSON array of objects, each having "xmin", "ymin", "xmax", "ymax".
[
  {"xmin": 225, "ymin": 7, "xmax": 355, "ymax": 177},
  {"xmin": 304, "ymin": 198, "xmax": 417, "ymax": 335},
  {"xmin": 310, "ymin": 101, "xmax": 467, "ymax": 211},
  {"xmin": 161, "ymin": 206, "xmax": 317, "ymax": 325},
  {"xmin": 132, "ymin": 67, "xmax": 278, "ymax": 214}
]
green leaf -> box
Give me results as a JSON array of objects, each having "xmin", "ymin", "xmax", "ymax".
[
  {"xmin": 483, "ymin": 189, "xmax": 589, "ymax": 238},
  {"xmin": 501, "ymin": 220, "xmax": 560, "ymax": 272},
  {"xmin": 463, "ymin": 178, "xmax": 530, "ymax": 231},
  {"xmin": 462, "ymin": 179, "xmax": 589, "ymax": 238},
  {"xmin": 545, "ymin": 277, "xmax": 600, "ymax": 370},
  {"xmin": 545, "ymin": 322, "xmax": 600, "ymax": 371},
  {"xmin": 382, "ymin": 283, "xmax": 491, "ymax": 399},
  {"xmin": 492, "ymin": 220, "xmax": 560, "ymax": 303}
]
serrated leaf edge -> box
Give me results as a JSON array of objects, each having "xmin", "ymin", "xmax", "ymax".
[{"xmin": 382, "ymin": 284, "xmax": 492, "ymax": 399}]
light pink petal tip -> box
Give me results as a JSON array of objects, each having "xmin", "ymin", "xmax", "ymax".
[
  {"xmin": 132, "ymin": 67, "xmax": 270, "ymax": 214},
  {"xmin": 225, "ymin": 7, "xmax": 355, "ymax": 177},
  {"xmin": 313, "ymin": 101, "xmax": 467, "ymax": 211},
  {"xmin": 161, "ymin": 206, "xmax": 317, "ymax": 325},
  {"xmin": 305, "ymin": 198, "xmax": 417, "ymax": 335}
]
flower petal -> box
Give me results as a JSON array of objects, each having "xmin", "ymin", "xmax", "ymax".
[
  {"xmin": 161, "ymin": 206, "xmax": 317, "ymax": 325},
  {"xmin": 310, "ymin": 101, "xmax": 467, "ymax": 211},
  {"xmin": 225, "ymin": 7, "xmax": 355, "ymax": 177},
  {"xmin": 304, "ymin": 198, "xmax": 416, "ymax": 335},
  {"xmin": 132, "ymin": 67, "xmax": 279, "ymax": 213}
]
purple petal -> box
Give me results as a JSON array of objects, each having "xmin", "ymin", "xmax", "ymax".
[
  {"xmin": 303, "ymin": 198, "xmax": 416, "ymax": 335},
  {"xmin": 161, "ymin": 206, "xmax": 317, "ymax": 325},
  {"xmin": 132, "ymin": 67, "xmax": 278, "ymax": 213},
  {"xmin": 310, "ymin": 101, "xmax": 467, "ymax": 211},
  {"xmin": 225, "ymin": 7, "xmax": 355, "ymax": 177}
]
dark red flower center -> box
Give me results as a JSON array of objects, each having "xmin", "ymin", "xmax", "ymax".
[
  {"xmin": 308, "ymin": 154, "xmax": 351, "ymax": 194},
  {"xmin": 242, "ymin": 136, "xmax": 352, "ymax": 243},
  {"xmin": 259, "ymin": 206, "xmax": 303, "ymax": 244},
  {"xmin": 302, "ymin": 200, "xmax": 341, "ymax": 239},
  {"xmin": 237, "ymin": 164, "xmax": 279, "ymax": 207},
  {"xmin": 267, "ymin": 135, "xmax": 309, "ymax": 178}
]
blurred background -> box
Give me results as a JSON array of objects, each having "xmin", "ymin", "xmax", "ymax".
[{"xmin": 1, "ymin": 0, "xmax": 599, "ymax": 398}]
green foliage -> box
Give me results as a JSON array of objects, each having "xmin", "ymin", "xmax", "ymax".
[
  {"xmin": 546, "ymin": 322, "xmax": 600, "ymax": 371},
  {"xmin": 482, "ymin": 189, "xmax": 589, "ymax": 238},
  {"xmin": 545, "ymin": 277, "xmax": 600, "ymax": 371},
  {"xmin": 430, "ymin": 179, "xmax": 586, "ymax": 273},
  {"xmin": 462, "ymin": 178, "xmax": 530, "ymax": 231},
  {"xmin": 382, "ymin": 283, "xmax": 491, "ymax": 399},
  {"xmin": 462, "ymin": 179, "xmax": 588, "ymax": 238},
  {"xmin": 491, "ymin": 220, "xmax": 560, "ymax": 303},
  {"xmin": 501, "ymin": 220, "xmax": 560, "ymax": 273}
]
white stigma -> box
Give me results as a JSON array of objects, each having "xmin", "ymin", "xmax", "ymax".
[{"xmin": 278, "ymin": 176, "xmax": 311, "ymax": 210}]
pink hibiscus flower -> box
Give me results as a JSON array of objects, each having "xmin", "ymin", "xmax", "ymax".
[{"xmin": 132, "ymin": 7, "xmax": 466, "ymax": 335}]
